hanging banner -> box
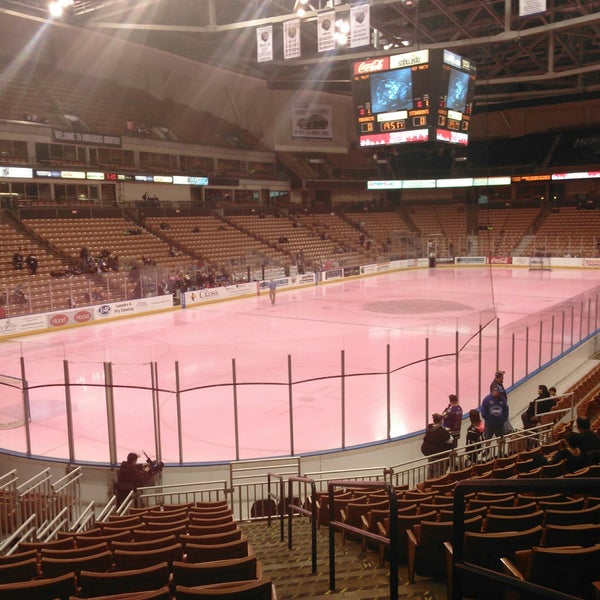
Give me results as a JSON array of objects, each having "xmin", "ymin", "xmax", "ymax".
[
  {"xmin": 350, "ymin": 4, "xmax": 370, "ymax": 48},
  {"xmin": 519, "ymin": 0, "xmax": 546, "ymax": 16},
  {"xmin": 283, "ymin": 18, "xmax": 301, "ymax": 60},
  {"xmin": 257, "ymin": 25, "xmax": 273, "ymax": 63},
  {"xmin": 318, "ymin": 10, "xmax": 336, "ymax": 53},
  {"xmin": 292, "ymin": 104, "xmax": 332, "ymax": 140}
]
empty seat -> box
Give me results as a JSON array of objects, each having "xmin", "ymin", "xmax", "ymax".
[
  {"xmin": 41, "ymin": 541, "xmax": 109, "ymax": 560},
  {"xmin": 501, "ymin": 543, "xmax": 600, "ymax": 600},
  {"xmin": 68, "ymin": 588, "xmax": 171, "ymax": 600},
  {"xmin": 40, "ymin": 549, "xmax": 113, "ymax": 578},
  {"xmin": 484, "ymin": 510, "xmax": 544, "ymax": 533},
  {"xmin": 181, "ymin": 530, "xmax": 243, "ymax": 550},
  {"xmin": 445, "ymin": 526, "xmax": 543, "ymax": 600},
  {"xmin": 112, "ymin": 534, "xmax": 178, "ymax": 553},
  {"xmin": 0, "ymin": 550, "xmax": 38, "ymax": 565},
  {"xmin": 78, "ymin": 562, "xmax": 170, "ymax": 597},
  {"xmin": 407, "ymin": 515, "xmax": 483, "ymax": 583},
  {"xmin": 0, "ymin": 557, "xmax": 39, "ymax": 583},
  {"xmin": 175, "ymin": 578, "xmax": 273, "ymax": 600},
  {"xmin": 185, "ymin": 539, "xmax": 249, "ymax": 564},
  {"xmin": 0, "ymin": 572, "xmax": 76, "ymax": 600},
  {"xmin": 543, "ymin": 523, "xmax": 600, "ymax": 547},
  {"xmin": 172, "ymin": 555, "xmax": 259, "ymax": 587},
  {"xmin": 113, "ymin": 543, "xmax": 183, "ymax": 570}
]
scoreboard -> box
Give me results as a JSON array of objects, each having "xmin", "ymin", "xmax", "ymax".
[{"xmin": 352, "ymin": 49, "xmax": 476, "ymax": 147}]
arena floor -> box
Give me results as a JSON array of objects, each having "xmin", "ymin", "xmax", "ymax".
[{"xmin": 1, "ymin": 266, "xmax": 600, "ymax": 464}]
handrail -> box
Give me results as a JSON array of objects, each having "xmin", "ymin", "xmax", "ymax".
[
  {"xmin": 37, "ymin": 505, "xmax": 69, "ymax": 539},
  {"xmin": 0, "ymin": 513, "xmax": 36, "ymax": 554},
  {"xmin": 0, "ymin": 469, "xmax": 19, "ymax": 539},
  {"xmin": 451, "ymin": 478, "xmax": 600, "ymax": 600},
  {"xmin": 327, "ymin": 479, "xmax": 399, "ymax": 600},
  {"xmin": 70, "ymin": 500, "xmax": 96, "ymax": 533},
  {"xmin": 96, "ymin": 496, "xmax": 116, "ymax": 522},
  {"xmin": 266, "ymin": 472, "xmax": 285, "ymax": 540},
  {"xmin": 287, "ymin": 475, "xmax": 317, "ymax": 574}
]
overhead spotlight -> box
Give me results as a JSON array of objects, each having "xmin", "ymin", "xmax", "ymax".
[
  {"xmin": 335, "ymin": 32, "xmax": 348, "ymax": 46},
  {"xmin": 294, "ymin": 0, "xmax": 314, "ymax": 17},
  {"xmin": 48, "ymin": 0, "xmax": 74, "ymax": 18},
  {"xmin": 336, "ymin": 19, "xmax": 350, "ymax": 34}
]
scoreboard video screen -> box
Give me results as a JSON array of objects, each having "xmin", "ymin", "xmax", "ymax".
[{"xmin": 352, "ymin": 49, "xmax": 476, "ymax": 147}]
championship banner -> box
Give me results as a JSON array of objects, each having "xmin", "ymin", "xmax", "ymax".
[
  {"xmin": 350, "ymin": 4, "xmax": 370, "ymax": 48},
  {"xmin": 283, "ymin": 18, "xmax": 301, "ymax": 60},
  {"xmin": 257, "ymin": 25, "xmax": 273, "ymax": 63},
  {"xmin": 317, "ymin": 10, "xmax": 335, "ymax": 52},
  {"xmin": 519, "ymin": 0, "xmax": 546, "ymax": 16}
]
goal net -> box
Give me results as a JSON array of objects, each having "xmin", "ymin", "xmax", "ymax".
[
  {"xmin": 0, "ymin": 374, "xmax": 27, "ymax": 429},
  {"xmin": 528, "ymin": 256, "xmax": 551, "ymax": 271}
]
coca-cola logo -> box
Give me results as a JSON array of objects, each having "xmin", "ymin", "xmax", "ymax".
[
  {"xmin": 355, "ymin": 58, "xmax": 387, "ymax": 74},
  {"xmin": 50, "ymin": 314, "xmax": 69, "ymax": 326},
  {"xmin": 74, "ymin": 311, "xmax": 92, "ymax": 322}
]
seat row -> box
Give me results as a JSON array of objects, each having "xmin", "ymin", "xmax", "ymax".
[
  {"xmin": 0, "ymin": 572, "xmax": 274, "ymax": 600},
  {"xmin": 0, "ymin": 501, "xmax": 276, "ymax": 599}
]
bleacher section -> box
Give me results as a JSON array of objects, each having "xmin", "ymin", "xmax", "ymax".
[
  {"xmin": 143, "ymin": 216, "xmax": 282, "ymax": 273},
  {"xmin": 477, "ymin": 207, "xmax": 539, "ymax": 256},
  {"xmin": 0, "ymin": 58, "xmax": 266, "ymax": 157},
  {"xmin": 521, "ymin": 205, "xmax": 600, "ymax": 258},
  {"xmin": 228, "ymin": 214, "xmax": 363, "ymax": 269}
]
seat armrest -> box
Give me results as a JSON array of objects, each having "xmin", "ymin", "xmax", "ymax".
[
  {"xmin": 406, "ymin": 528, "xmax": 419, "ymax": 584},
  {"xmin": 500, "ymin": 557, "xmax": 525, "ymax": 580}
]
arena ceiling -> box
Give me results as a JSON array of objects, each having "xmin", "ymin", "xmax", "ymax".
[{"xmin": 2, "ymin": 0, "xmax": 600, "ymax": 110}]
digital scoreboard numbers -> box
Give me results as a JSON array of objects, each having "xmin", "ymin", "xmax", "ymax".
[{"xmin": 352, "ymin": 49, "xmax": 476, "ymax": 147}]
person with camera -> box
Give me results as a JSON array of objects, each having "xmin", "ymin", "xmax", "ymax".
[{"xmin": 116, "ymin": 452, "xmax": 163, "ymax": 507}]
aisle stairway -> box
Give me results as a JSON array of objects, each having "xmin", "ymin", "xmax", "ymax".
[{"xmin": 239, "ymin": 518, "xmax": 445, "ymax": 600}]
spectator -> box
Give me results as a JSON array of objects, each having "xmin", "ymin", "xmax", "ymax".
[
  {"xmin": 490, "ymin": 369, "xmax": 507, "ymax": 399},
  {"xmin": 115, "ymin": 452, "xmax": 162, "ymax": 508},
  {"xmin": 521, "ymin": 384, "xmax": 554, "ymax": 428},
  {"xmin": 421, "ymin": 413, "xmax": 454, "ymax": 477},
  {"xmin": 12, "ymin": 248, "xmax": 24, "ymax": 270},
  {"xmin": 480, "ymin": 387, "xmax": 508, "ymax": 440},
  {"xmin": 12, "ymin": 285, "xmax": 27, "ymax": 304},
  {"xmin": 575, "ymin": 416, "xmax": 600, "ymax": 457},
  {"xmin": 25, "ymin": 251, "xmax": 38, "ymax": 274},
  {"xmin": 442, "ymin": 394, "xmax": 463, "ymax": 444},
  {"xmin": 465, "ymin": 409, "xmax": 484, "ymax": 464},
  {"xmin": 550, "ymin": 432, "xmax": 588, "ymax": 473}
]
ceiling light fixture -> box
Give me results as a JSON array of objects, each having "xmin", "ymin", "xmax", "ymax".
[{"xmin": 48, "ymin": 0, "xmax": 74, "ymax": 18}]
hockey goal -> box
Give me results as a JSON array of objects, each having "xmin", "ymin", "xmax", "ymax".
[{"xmin": 528, "ymin": 256, "xmax": 551, "ymax": 271}]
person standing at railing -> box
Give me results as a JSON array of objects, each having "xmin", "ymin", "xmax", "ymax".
[
  {"xmin": 115, "ymin": 452, "xmax": 163, "ymax": 507},
  {"xmin": 421, "ymin": 413, "xmax": 454, "ymax": 478},
  {"xmin": 442, "ymin": 394, "xmax": 463, "ymax": 445},
  {"xmin": 481, "ymin": 388, "xmax": 508, "ymax": 440},
  {"xmin": 465, "ymin": 409, "xmax": 484, "ymax": 464}
]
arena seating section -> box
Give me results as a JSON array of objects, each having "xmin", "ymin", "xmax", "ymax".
[{"xmin": 1, "ymin": 361, "xmax": 599, "ymax": 599}]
